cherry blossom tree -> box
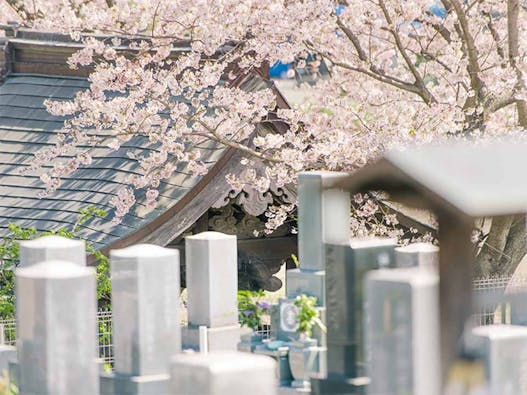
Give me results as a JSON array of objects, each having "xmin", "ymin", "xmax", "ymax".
[{"xmin": 3, "ymin": 0, "xmax": 527, "ymax": 276}]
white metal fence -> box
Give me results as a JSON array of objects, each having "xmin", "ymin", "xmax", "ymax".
[
  {"xmin": 0, "ymin": 275, "xmax": 523, "ymax": 365},
  {"xmin": 472, "ymin": 275, "xmax": 527, "ymax": 326},
  {"xmin": 0, "ymin": 309, "xmax": 271, "ymax": 365}
]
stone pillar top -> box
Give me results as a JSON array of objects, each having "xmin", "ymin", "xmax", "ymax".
[
  {"xmin": 472, "ymin": 324, "xmax": 527, "ymax": 339},
  {"xmin": 298, "ymin": 171, "xmax": 350, "ymax": 188},
  {"xmin": 171, "ymin": 351, "xmax": 276, "ymax": 370},
  {"xmin": 110, "ymin": 243, "xmax": 178, "ymax": 259},
  {"xmin": 349, "ymin": 238, "xmax": 398, "ymax": 249},
  {"xmin": 16, "ymin": 259, "xmax": 93, "ymax": 279},
  {"xmin": 19, "ymin": 235, "xmax": 86, "ymax": 267},
  {"xmin": 395, "ymin": 242, "xmax": 439, "ymax": 268},
  {"xmin": 186, "ymin": 232, "xmax": 236, "ymax": 241},
  {"xmin": 19, "ymin": 235, "xmax": 83, "ymax": 249}
]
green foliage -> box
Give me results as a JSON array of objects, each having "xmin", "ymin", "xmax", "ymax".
[
  {"xmin": 0, "ymin": 206, "xmax": 111, "ymax": 317},
  {"xmin": 293, "ymin": 294, "xmax": 326, "ymax": 338},
  {"xmin": 291, "ymin": 253, "xmax": 299, "ymax": 268},
  {"xmin": 0, "ymin": 370, "xmax": 17, "ymax": 395},
  {"xmin": 237, "ymin": 289, "xmax": 270, "ymax": 331}
]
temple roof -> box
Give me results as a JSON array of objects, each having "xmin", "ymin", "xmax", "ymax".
[{"xmin": 0, "ymin": 29, "xmax": 289, "ymax": 251}]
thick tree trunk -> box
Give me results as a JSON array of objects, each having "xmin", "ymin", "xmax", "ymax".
[{"xmin": 474, "ymin": 214, "xmax": 526, "ymax": 277}]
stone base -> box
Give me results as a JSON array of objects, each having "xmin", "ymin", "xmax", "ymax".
[
  {"xmin": 278, "ymin": 385, "xmax": 312, "ymax": 395},
  {"xmin": 100, "ymin": 372, "xmax": 169, "ymax": 395},
  {"xmin": 0, "ymin": 346, "xmax": 16, "ymax": 375},
  {"xmin": 182, "ymin": 324, "xmax": 248, "ymax": 351},
  {"xmin": 7, "ymin": 360, "xmax": 19, "ymax": 389},
  {"xmin": 286, "ymin": 269, "xmax": 325, "ymax": 306},
  {"xmin": 254, "ymin": 345, "xmax": 293, "ymax": 386},
  {"xmin": 310, "ymin": 375, "xmax": 369, "ymax": 395}
]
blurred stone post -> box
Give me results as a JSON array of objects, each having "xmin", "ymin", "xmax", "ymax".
[
  {"xmin": 183, "ymin": 232, "xmax": 245, "ymax": 351},
  {"xmin": 169, "ymin": 351, "xmax": 276, "ymax": 395},
  {"xmin": 101, "ymin": 244, "xmax": 180, "ymax": 395},
  {"xmin": 19, "ymin": 235, "xmax": 85, "ymax": 267},
  {"xmin": 395, "ymin": 242, "xmax": 439, "ymax": 269},
  {"xmin": 365, "ymin": 265, "xmax": 440, "ymax": 395},
  {"xmin": 472, "ymin": 325, "xmax": 527, "ymax": 395},
  {"xmin": 16, "ymin": 259, "xmax": 98, "ymax": 395}
]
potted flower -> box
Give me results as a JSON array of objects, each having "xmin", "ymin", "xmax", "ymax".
[
  {"xmin": 237, "ymin": 290, "xmax": 270, "ymax": 351},
  {"xmin": 288, "ymin": 294, "xmax": 326, "ymax": 388}
]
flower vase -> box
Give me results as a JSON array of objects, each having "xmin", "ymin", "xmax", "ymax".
[{"xmin": 288, "ymin": 337, "xmax": 319, "ymax": 389}]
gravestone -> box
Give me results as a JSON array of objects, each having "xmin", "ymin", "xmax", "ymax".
[
  {"xmin": 287, "ymin": 172, "xmax": 351, "ymax": 307},
  {"xmin": 19, "ymin": 235, "xmax": 85, "ymax": 267},
  {"xmin": 16, "ymin": 259, "xmax": 98, "ymax": 395},
  {"xmin": 395, "ymin": 243, "xmax": 439, "ymax": 269},
  {"xmin": 365, "ymin": 267, "xmax": 440, "ymax": 395},
  {"xmin": 183, "ymin": 232, "xmax": 246, "ymax": 351},
  {"xmin": 169, "ymin": 351, "xmax": 277, "ymax": 395},
  {"xmin": 101, "ymin": 244, "xmax": 180, "ymax": 395},
  {"xmin": 311, "ymin": 238, "xmax": 396, "ymax": 395},
  {"xmin": 472, "ymin": 325, "xmax": 527, "ymax": 395},
  {"xmin": 274, "ymin": 172, "xmax": 350, "ymax": 391},
  {"xmin": 0, "ymin": 345, "xmax": 16, "ymax": 374}
]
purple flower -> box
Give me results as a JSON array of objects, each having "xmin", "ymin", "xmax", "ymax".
[
  {"xmin": 242, "ymin": 309, "xmax": 254, "ymax": 317},
  {"xmin": 257, "ymin": 301, "xmax": 270, "ymax": 311}
]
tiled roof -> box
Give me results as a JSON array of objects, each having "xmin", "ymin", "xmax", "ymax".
[{"xmin": 0, "ymin": 74, "xmax": 226, "ymax": 249}]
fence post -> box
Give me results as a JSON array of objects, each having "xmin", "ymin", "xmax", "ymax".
[
  {"xmin": 169, "ymin": 351, "xmax": 277, "ymax": 395},
  {"xmin": 16, "ymin": 259, "xmax": 98, "ymax": 395},
  {"xmin": 183, "ymin": 232, "xmax": 244, "ymax": 351},
  {"xmin": 19, "ymin": 235, "xmax": 85, "ymax": 267},
  {"xmin": 101, "ymin": 244, "xmax": 180, "ymax": 395},
  {"xmin": 199, "ymin": 326, "xmax": 208, "ymax": 354}
]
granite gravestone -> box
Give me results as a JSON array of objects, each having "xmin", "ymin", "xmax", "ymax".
[
  {"xmin": 274, "ymin": 172, "xmax": 350, "ymax": 391},
  {"xmin": 170, "ymin": 351, "xmax": 277, "ymax": 395},
  {"xmin": 472, "ymin": 325, "xmax": 527, "ymax": 395},
  {"xmin": 394, "ymin": 243, "xmax": 439, "ymax": 269},
  {"xmin": 287, "ymin": 172, "xmax": 351, "ymax": 307},
  {"xmin": 16, "ymin": 259, "xmax": 98, "ymax": 395},
  {"xmin": 101, "ymin": 244, "xmax": 180, "ymax": 395},
  {"xmin": 311, "ymin": 238, "xmax": 396, "ymax": 395},
  {"xmin": 183, "ymin": 232, "xmax": 245, "ymax": 351},
  {"xmin": 365, "ymin": 267, "xmax": 440, "ymax": 395}
]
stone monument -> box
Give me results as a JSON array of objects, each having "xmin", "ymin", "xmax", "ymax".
[{"xmin": 101, "ymin": 244, "xmax": 180, "ymax": 395}]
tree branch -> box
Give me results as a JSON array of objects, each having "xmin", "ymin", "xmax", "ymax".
[
  {"xmin": 377, "ymin": 0, "xmax": 437, "ymax": 104},
  {"xmin": 507, "ymin": 0, "xmax": 527, "ymax": 126},
  {"xmin": 442, "ymin": 0, "xmax": 484, "ymax": 98},
  {"xmin": 305, "ymin": 41, "xmax": 425, "ymax": 98},
  {"xmin": 336, "ymin": 16, "xmax": 368, "ymax": 62},
  {"xmin": 483, "ymin": 11, "xmax": 506, "ymax": 61}
]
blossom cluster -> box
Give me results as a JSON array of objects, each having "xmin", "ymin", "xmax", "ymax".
[{"xmin": 10, "ymin": 0, "xmax": 526, "ymax": 230}]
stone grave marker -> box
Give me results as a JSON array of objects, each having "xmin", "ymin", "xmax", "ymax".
[
  {"xmin": 395, "ymin": 242, "xmax": 439, "ymax": 269},
  {"xmin": 170, "ymin": 351, "xmax": 277, "ymax": 395},
  {"xmin": 311, "ymin": 238, "xmax": 396, "ymax": 395},
  {"xmin": 101, "ymin": 244, "xmax": 180, "ymax": 395},
  {"xmin": 183, "ymin": 232, "xmax": 246, "ymax": 351},
  {"xmin": 365, "ymin": 266, "xmax": 440, "ymax": 395},
  {"xmin": 472, "ymin": 325, "xmax": 527, "ymax": 395},
  {"xmin": 16, "ymin": 259, "xmax": 98, "ymax": 395}
]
